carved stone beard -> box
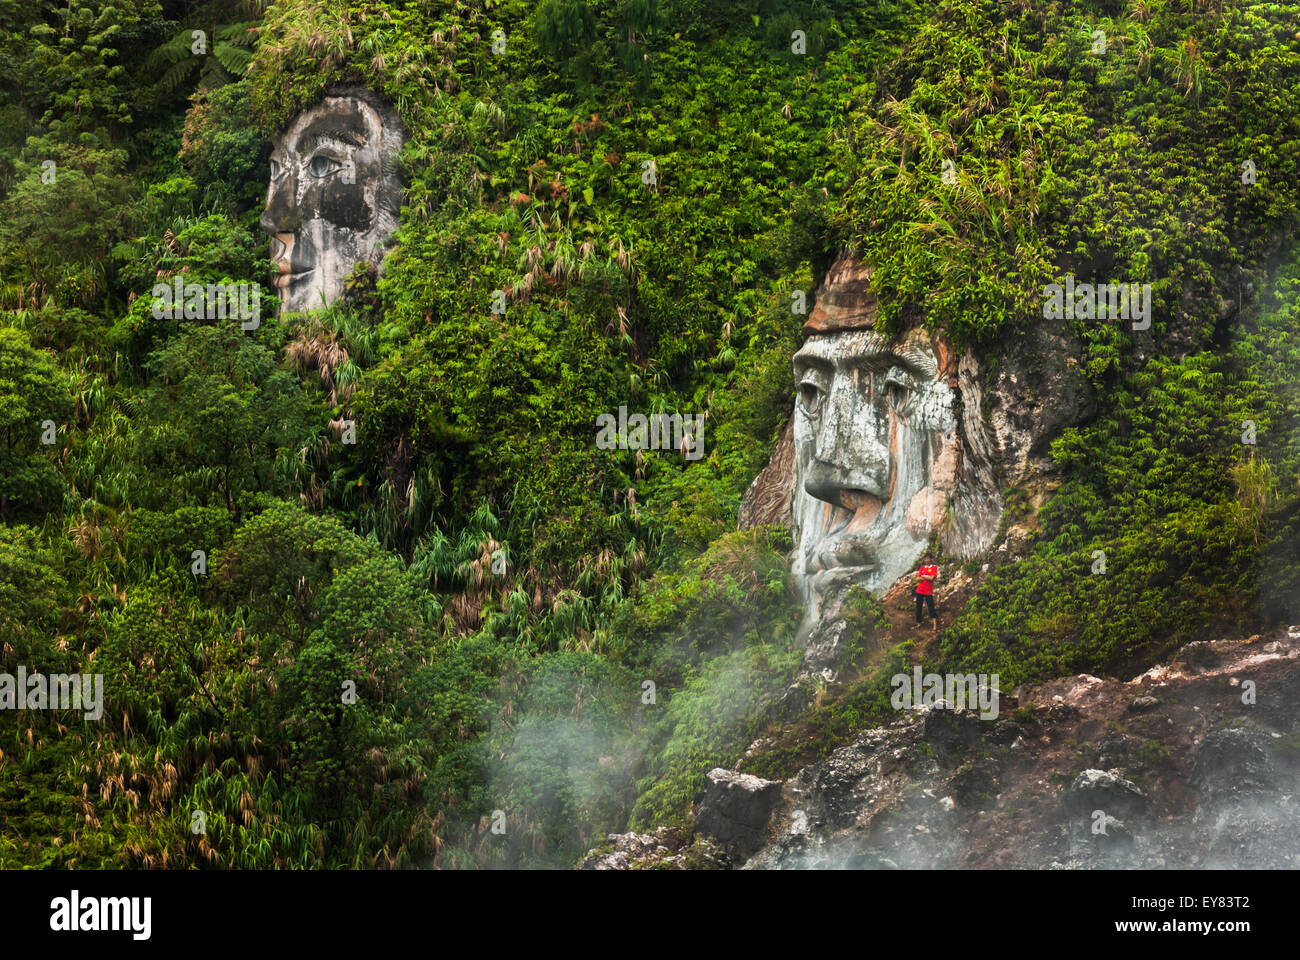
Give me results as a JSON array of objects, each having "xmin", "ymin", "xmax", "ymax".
[
  {"xmin": 791, "ymin": 328, "xmax": 962, "ymax": 623},
  {"xmin": 261, "ymin": 88, "xmax": 403, "ymax": 313}
]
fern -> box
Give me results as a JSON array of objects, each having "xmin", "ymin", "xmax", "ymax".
[{"xmin": 147, "ymin": 20, "xmax": 259, "ymax": 98}]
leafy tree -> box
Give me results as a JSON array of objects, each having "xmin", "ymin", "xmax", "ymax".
[
  {"xmin": 0, "ymin": 135, "xmax": 134, "ymax": 305},
  {"xmin": 275, "ymin": 554, "xmax": 426, "ymax": 803},
  {"xmin": 134, "ymin": 324, "xmax": 313, "ymax": 512},
  {"xmin": 24, "ymin": 1, "xmax": 137, "ymax": 133},
  {"xmin": 97, "ymin": 575, "xmax": 214, "ymax": 719},
  {"xmin": 214, "ymin": 500, "xmax": 380, "ymax": 642},
  {"xmin": 179, "ymin": 79, "xmax": 268, "ymax": 212},
  {"xmin": 531, "ymin": 0, "xmax": 599, "ymax": 78},
  {"xmin": 0, "ymin": 524, "xmax": 66, "ymax": 670},
  {"xmin": 0, "ymin": 326, "xmax": 71, "ymax": 521}
]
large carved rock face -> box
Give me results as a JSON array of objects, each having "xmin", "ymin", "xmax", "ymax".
[
  {"xmin": 792, "ymin": 325, "xmax": 991, "ymax": 621},
  {"xmin": 742, "ymin": 250, "xmax": 1093, "ymax": 627},
  {"xmin": 261, "ymin": 88, "xmax": 404, "ymax": 313}
]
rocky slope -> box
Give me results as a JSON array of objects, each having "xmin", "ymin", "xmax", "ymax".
[{"xmin": 581, "ymin": 626, "xmax": 1300, "ymax": 869}]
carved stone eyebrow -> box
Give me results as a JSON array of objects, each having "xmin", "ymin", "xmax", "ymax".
[
  {"xmin": 793, "ymin": 352, "xmax": 832, "ymax": 375},
  {"xmin": 794, "ymin": 332, "xmax": 886, "ymax": 369},
  {"xmin": 850, "ymin": 350, "xmax": 924, "ymax": 374},
  {"xmin": 794, "ymin": 335, "xmax": 937, "ymax": 379},
  {"xmin": 303, "ymin": 129, "xmax": 367, "ymax": 151},
  {"xmin": 892, "ymin": 339, "xmax": 936, "ymax": 376}
]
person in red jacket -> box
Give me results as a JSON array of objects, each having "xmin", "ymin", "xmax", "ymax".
[{"xmin": 914, "ymin": 554, "xmax": 938, "ymax": 631}]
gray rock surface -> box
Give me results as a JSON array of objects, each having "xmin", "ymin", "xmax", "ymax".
[
  {"xmin": 262, "ymin": 87, "xmax": 404, "ymax": 313},
  {"xmin": 696, "ymin": 630, "xmax": 1300, "ymax": 870},
  {"xmin": 694, "ymin": 768, "xmax": 784, "ymax": 862},
  {"xmin": 1062, "ymin": 769, "xmax": 1148, "ymax": 819},
  {"xmin": 577, "ymin": 828, "xmax": 729, "ymax": 870}
]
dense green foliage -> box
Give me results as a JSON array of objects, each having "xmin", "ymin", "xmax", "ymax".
[
  {"xmin": 2, "ymin": 0, "xmax": 1299, "ymax": 868},
  {"xmin": 843, "ymin": 0, "xmax": 1300, "ymax": 687}
]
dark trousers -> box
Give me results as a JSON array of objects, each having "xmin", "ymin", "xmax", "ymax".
[{"xmin": 915, "ymin": 591, "xmax": 935, "ymax": 621}]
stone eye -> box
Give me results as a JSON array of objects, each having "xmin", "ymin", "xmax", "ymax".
[
  {"xmin": 883, "ymin": 367, "xmax": 913, "ymax": 412},
  {"xmin": 270, "ymin": 159, "xmax": 282, "ymax": 179},
  {"xmin": 308, "ymin": 154, "xmax": 342, "ymax": 177},
  {"xmin": 797, "ymin": 374, "xmax": 826, "ymax": 417}
]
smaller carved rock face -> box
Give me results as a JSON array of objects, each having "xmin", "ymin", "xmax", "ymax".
[
  {"xmin": 261, "ymin": 89, "xmax": 403, "ymax": 312},
  {"xmin": 791, "ymin": 327, "xmax": 959, "ymax": 616}
]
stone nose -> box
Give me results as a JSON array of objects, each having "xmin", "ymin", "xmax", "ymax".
[
  {"xmin": 804, "ymin": 378, "xmax": 890, "ymax": 504},
  {"xmin": 260, "ymin": 170, "xmax": 299, "ymax": 236}
]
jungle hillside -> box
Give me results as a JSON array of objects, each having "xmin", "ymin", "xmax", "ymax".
[{"xmin": 2, "ymin": 0, "xmax": 1299, "ymax": 869}]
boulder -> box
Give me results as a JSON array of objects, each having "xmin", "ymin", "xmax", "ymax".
[
  {"xmin": 1063, "ymin": 769, "xmax": 1148, "ymax": 820},
  {"xmin": 1127, "ymin": 695, "xmax": 1161, "ymax": 713},
  {"xmin": 1192, "ymin": 726, "xmax": 1275, "ymax": 802},
  {"xmin": 577, "ymin": 828, "xmax": 730, "ymax": 870},
  {"xmin": 694, "ymin": 768, "xmax": 783, "ymax": 861},
  {"xmin": 578, "ymin": 832, "xmax": 672, "ymax": 870}
]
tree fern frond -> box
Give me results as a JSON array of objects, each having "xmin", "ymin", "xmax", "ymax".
[
  {"xmin": 216, "ymin": 21, "xmax": 262, "ymax": 46},
  {"xmin": 145, "ymin": 29, "xmax": 197, "ymax": 71},
  {"xmin": 154, "ymin": 57, "xmax": 198, "ymax": 96},
  {"xmin": 213, "ymin": 41, "xmax": 252, "ymax": 76}
]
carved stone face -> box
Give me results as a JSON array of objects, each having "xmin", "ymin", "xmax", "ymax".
[
  {"xmin": 261, "ymin": 89, "xmax": 403, "ymax": 313},
  {"xmin": 791, "ymin": 327, "xmax": 962, "ymax": 619},
  {"xmin": 738, "ymin": 251, "xmax": 1088, "ymax": 634}
]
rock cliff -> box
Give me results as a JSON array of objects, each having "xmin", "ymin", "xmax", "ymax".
[{"xmin": 585, "ymin": 626, "xmax": 1300, "ymax": 869}]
